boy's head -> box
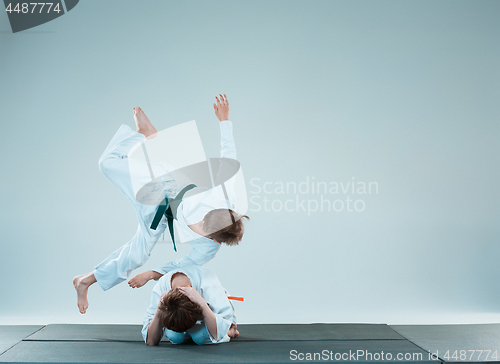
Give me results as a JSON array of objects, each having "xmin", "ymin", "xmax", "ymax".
[
  {"xmin": 202, "ymin": 208, "xmax": 249, "ymax": 246},
  {"xmin": 159, "ymin": 288, "xmax": 204, "ymax": 333}
]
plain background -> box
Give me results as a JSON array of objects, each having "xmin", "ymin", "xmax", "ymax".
[{"xmin": 0, "ymin": 0, "xmax": 499, "ymax": 325}]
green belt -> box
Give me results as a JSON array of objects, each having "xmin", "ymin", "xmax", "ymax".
[{"xmin": 150, "ymin": 183, "xmax": 197, "ymax": 252}]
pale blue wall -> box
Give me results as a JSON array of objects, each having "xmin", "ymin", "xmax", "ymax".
[{"xmin": 0, "ymin": 0, "xmax": 499, "ymax": 325}]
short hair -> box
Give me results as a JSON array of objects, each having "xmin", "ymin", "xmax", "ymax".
[
  {"xmin": 159, "ymin": 288, "xmax": 204, "ymax": 333},
  {"xmin": 202, "ymin": 209, "xmax": 249, "ymax": 246}
]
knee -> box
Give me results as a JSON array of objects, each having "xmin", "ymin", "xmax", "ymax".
[
  {"xmin": 190, "ymin": 327, "xmax": 212, "ymax": 345},
  {"xmin": 98, "ymin": 155, "xmax": 112, "ymax": 175},
  {"xmin": 98, "ymin": 149, "xmax": 125, "ymax": 175},
  {"xmin": 166, "ymin": 331, "xmax": 188, "ymax": 345}
]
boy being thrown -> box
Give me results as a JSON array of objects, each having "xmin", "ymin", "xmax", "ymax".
[
  {"xmin": 143, "ymin": 265, "xmax": 239, "ymax": 345},
  {"xmin": 73, "ymin": 94, "xmax": 249, "ymax": 314}
]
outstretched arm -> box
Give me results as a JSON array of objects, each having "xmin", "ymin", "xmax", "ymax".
[
  {"xmin": 129, "ymin": 270, "xmax": 163, "ymax": 288},
  {"xmin": 130, "ymin": 241, "xmax": 220, "ymax": 288},
  {"xmin": 214, "ymin": 94, "xmax": 236, "ymax": 160},
  {"xmin": 151, "ymin": 242, "xmax": 220, "ymax": 277}
]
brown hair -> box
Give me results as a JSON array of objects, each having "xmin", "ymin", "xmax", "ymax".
[
  {"xmin": 203, "ymin": 209, "xmax": 249, "ymax": 246},
  {"xmin": 158, "ymin": 288, "xmax": 204, "ymax": 333}
]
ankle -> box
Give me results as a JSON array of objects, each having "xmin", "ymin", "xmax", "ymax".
[{"xmin": 82, "ymin": 273, "xmax": 96, "ymax": 286}]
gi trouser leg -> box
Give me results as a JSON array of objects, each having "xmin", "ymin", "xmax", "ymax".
[{"xmin": 94, "ymin": 125, "xmax": 176, "ymax": 291}]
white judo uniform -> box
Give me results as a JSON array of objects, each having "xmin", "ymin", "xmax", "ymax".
[
  {"xmin": 94, "ymin": 120, "xmax": 237, "ymax": 291},
  {"xmin": 141, "ymin": 265, "xmax": 236, "ymax": 345}
]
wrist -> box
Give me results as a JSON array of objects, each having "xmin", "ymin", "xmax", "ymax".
[
  {"xmin": 200, "ymin": 302, "xmax": 211, "ymax": 314},
  {"xmin": 150, "ymin": 271, "xmax": 162, "ymax": 280}
]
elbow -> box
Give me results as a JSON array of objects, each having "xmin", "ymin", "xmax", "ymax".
[
  {"xmin": 145, "ymin": 332, "xmax": 160, "ymax": 346},
  {"xmin": 146, "ymin": 338, "xmax": 159, "ymax": 346},
  {"xmin": 221, "ymin": 153, "xmax": 237, "ymax": 160}
]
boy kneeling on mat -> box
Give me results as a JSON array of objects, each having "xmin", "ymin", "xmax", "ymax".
[{"xmin": 143, "ymin": 265, "xmax": 239, "ymax": 345}]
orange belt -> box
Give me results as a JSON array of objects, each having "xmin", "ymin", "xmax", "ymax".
[{"xmin": 228, "ymin": 296, "xmax": 244, "ymax": 301}]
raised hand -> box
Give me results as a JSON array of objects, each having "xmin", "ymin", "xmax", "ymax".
[{"xmin": 213, "ymin": 94, "xmax": 229, "ymax": 122}]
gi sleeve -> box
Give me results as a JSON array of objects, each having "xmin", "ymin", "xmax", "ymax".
[
  {"xmin": 151, "ymin": 243, "xmax": 220, "ymax": 276},
  {"xmin": 208, "ymin": 312, "xmax": 233, "ymax": 344},
  {"xmin": 219, "ymin": 120, "xmax": 236, "ymax": 160},
  {"xmin": 202, "ymin": 270, "xmax": 236, "ymax": 343}
]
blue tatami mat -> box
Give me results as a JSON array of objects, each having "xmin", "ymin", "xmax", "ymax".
[
  {"xmin": 2, "ymin": 323, "xmax": 499, "ymax": 363},
  {"xmin": 390, "ymin": 324, "xmax": 500, "ymax": 363},
  {"xmin": 23, "ymin": 324, "xmax": 145, "ymax": 342},
  {"xmin": 0, "ymin": 326, "xmax": 43, "ymax": 355},
  {"xmin": 0, "ymin": 339, "xmax": 434, "ymax": 364},
  {"xmin": 24, "ymin": 323, "xmax": 405, "ymax": 342}
]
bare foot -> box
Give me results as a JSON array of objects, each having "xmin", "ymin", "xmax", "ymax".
[
  {"xmin": 227, "ymin": 323, "xmax": 239, "ymax": 338},
  {"xmin": 133, "ymin": 107, "xmax": 157, "ymax": 139},
  {"xmin": 72, "ymin": 272, "xmax": 96, "ymax": 314}
]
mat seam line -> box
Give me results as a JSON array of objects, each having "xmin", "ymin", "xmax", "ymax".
[
  {"xmin": 389, "ymin": 330, "xmax": 445, "ymax": 364},
  {"xmin": 23, "ymin": 338, "xmax": 408, "ymax": 343},
  {"xmin": 0, "ymin": 325, "xmax": 46, "ymax": 356}
]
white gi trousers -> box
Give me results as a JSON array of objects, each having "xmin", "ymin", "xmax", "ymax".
[{"xmin": 94, "ymin": 125, "xmax": 178, "ymax": 291}]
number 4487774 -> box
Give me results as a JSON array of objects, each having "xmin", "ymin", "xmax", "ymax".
[
  {"xmin": 443, "ymin": 350, "xmax": 498, "ymax": 361},
  {"xmin": 5, "ymin": 3, "xmax": 62, "ymax": 14}
]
